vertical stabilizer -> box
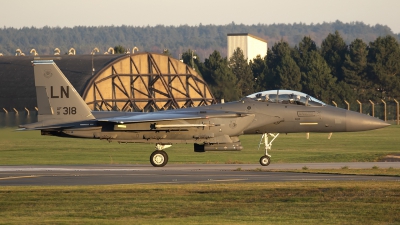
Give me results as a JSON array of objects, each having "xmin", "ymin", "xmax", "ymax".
[{"xmin": 33, "ymin": 60, "xmax": 95, "ymax": 124}]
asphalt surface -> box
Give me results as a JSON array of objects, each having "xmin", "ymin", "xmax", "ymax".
[{"xmin": 0, "ymin": 162, "xmax": 399, "ymax": 186}]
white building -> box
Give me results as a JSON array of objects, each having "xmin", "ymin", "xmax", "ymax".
[{"xmin": 227, "ymin": 33, "xmax": 268, "ymax": 63}]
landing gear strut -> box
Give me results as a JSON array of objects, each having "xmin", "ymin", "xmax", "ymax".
[
  {"xmin": 150, "ymin": 144, "xmax": 171, "ymax": 167},
  {"xmin": 258, "ymin": 133, "xmax": 279, "ymax": 166}
]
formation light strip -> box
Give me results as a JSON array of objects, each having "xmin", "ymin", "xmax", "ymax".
[{"xmin": 300, "ymin": 122, "xmax": 318, "ymax": 125}]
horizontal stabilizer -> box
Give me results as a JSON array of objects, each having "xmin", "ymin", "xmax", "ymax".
[{"xmin": 18, "ymin": 124, "xmax": 75, "ymax": 131}]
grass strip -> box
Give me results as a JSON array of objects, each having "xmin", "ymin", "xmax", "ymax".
[
  {"xmin": 0, "ymin": 182, "xmax": 399, "ymax": 224},
  {"xmin": 1, "ymin": 126, "xmax": 399, "ymax": 165}
]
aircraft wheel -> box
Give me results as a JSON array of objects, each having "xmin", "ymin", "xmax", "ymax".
[
  {"xmin": 150, "ymin": 150, "xmax": 168, "ymax": 167},
  {"xmin": 259, "ymin": 155, "xmax": 271, "ymax": 166}
]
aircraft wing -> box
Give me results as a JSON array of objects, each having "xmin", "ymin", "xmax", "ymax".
[{"xmin": 98, "ymin": 111, "xmax": 252, "ymax": 124}]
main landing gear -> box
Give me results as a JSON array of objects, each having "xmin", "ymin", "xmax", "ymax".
[
  {"xmin": 149, "ymin": 134, "xmax": 280, "ymax": 167},
  {"xmin": 258, "ymin": 133, "xmax": 279, "ymax": 166},
  {"xmin": 150, "ymin": 144, "xmax": 171, "ymax": 167}
]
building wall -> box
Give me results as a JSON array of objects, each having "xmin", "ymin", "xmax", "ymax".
[
  {"xmin": 227, "ymin": 35, "xmax": 248, "ymax": 60},
  {"xmin": 247, "ymin": 35, "xmax": 268, "ymax": 62},
  {"xmin": 227, "ymin": 33, "xmax": 267, "ymax": 62}
]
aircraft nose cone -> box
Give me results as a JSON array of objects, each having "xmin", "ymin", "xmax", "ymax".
[{"xmin": 346, "ymin": 111, "xmax": 390, "ymax": 132}]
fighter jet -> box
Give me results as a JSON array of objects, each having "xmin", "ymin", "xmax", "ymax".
[{"xmin": 19, "ymin": 60, "xmax": 390, "ymax": 167}]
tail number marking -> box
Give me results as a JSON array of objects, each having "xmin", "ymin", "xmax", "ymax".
[
  {"xmin": 51, "ymin": 86, "xmax": 69, "ymax": 98},
  {"xmin": 63, "ymin": 107, "xmax": 77, "ymax": 115}
]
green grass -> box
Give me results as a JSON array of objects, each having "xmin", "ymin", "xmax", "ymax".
[
  {"xmin": 0, "ymin": 126, "xmax": 399, "ymax": 165},
  {"xmin": 1, "ymin": 127, "xmax": 400, "ymax": 224},
  {"xmin": 0, "ymin": 182, "xmax": 399, "ymax": 224}
]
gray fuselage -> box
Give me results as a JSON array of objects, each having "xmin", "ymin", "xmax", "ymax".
[{"xmin": 49, "ymin": 98, "xmax": 388, "ymax": 145}]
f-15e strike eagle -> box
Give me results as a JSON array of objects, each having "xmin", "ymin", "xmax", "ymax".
[{"xmin": 19, "ymin": 60, "xmax": 390, "ymax": 167}]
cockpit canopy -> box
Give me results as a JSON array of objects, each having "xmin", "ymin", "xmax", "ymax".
[{"xmin": 246, "ymin": 90, "xmax": 326, "ymax": 106}]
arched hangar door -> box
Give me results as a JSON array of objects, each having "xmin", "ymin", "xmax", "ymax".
[{"xmin": 82, "ymin": 52, "xmax": 216, "ymax": 112}]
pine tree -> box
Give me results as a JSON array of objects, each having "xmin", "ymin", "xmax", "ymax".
[
  {"xmin": 320, "ymin": 31, "xmax": 348, "ymax": 81},
  {"xmin": 293, "ymin": 36, "xmax": 317, "ymax": 71},
  {"xmin": 342, "ymin": 39, "xmax": 371, "ymax": 101},
  {"xmin": 367, "ymin": 35, "xmax": 400, "ymax": 100},
  {"xmin": 114, "ymin": 45, "xmax": 126, "ymax": 54},
  {"xmin": 275, "ymin": 55, "xmax": 302, "ymax": 91},
  {"xmin": 301, "ymin": 51, "xmax": 338, "ymax": 103},
  {"xmin": 181, "ymin": 49, "xmax": 201, "ymax": 75},
  {"xmin": 249, "ymin": 55, "xmax": 267, "ymax": 92},
  {"xmin": 267, "ymin": 40, "xmax": 301, "ymax": 91},
  {"xmin": 229, "ymin": 47, "xmax": 255, "ymax": 96},
  {"xmin": 202, "ymin": 50, "xmax": 240, "ymax": 101}
]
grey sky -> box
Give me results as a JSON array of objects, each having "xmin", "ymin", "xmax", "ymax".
[{"xmin": 2, "ymin": 0, "xmax": 400, "ymax": 33}]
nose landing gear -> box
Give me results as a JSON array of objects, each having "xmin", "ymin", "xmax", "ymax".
[{"xmin": 258, "ymin": 133, "xmax": 279, "ymax": 166}]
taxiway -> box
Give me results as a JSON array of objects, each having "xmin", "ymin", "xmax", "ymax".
[{"xmin": 0, "ymin": 162, "xmax": 399, "ymax": 186}]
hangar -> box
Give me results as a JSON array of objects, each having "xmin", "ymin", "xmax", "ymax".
[{"xmin": 0, "ymin": 52, "xmax": 216, "ymax": 114}]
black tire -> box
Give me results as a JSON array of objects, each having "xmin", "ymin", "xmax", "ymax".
[
  {"xmin": 259, "ymin": 155, "xmax": 271, "ymax": 166},
  {"xmin": 150, "ymin": 150, "xmax": 168, "ymax": 167}
]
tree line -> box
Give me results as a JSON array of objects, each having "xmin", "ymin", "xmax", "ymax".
[
  {"xmin": 0, "ymin": 21, "xmax": 398, "ymax": 60},
  {"xmin": 181, "ymin": 31, "xmax": 400, "ymax": 104},
  {"xmin": 1, "ymin": 22, "xmax": 399, "ymax": 104}
]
